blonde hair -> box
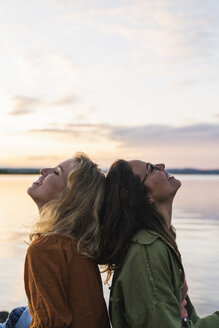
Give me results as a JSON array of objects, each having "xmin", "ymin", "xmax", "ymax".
[{"xmin": 30, "ymin": 152, "xmax": 105, "ymax": 259}]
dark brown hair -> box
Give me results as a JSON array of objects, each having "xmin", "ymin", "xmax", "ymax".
[{"xmin": 99, "ymin": 159, "xmax": 178, "ymax": 279}]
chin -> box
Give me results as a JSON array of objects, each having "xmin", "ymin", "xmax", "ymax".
[
  {"xmin": 176, "ymin": 178, "xmax": 181, "ymax": 188},
  {"xmin": 171, "ymin": 176, "xmax": 181, "ymax": 186},
  {"xmin": 27, "ymin": 186, "xmax": 32, "ymax": 196},
  {"xmin": 27, "ymin": 187, "xmax": 42, "ymax": 209},
  {"xmin": 174, "ymin": 177, "xmax": 181, "ymax": 186},
  {"xmin": 27, "ymin": 185, "xmax": 37, "ymax": 200},
  {"xmin": 171, "ymin": 177, "xmax": 181, "ymax": 195}
]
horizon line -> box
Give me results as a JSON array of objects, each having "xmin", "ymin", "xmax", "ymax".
[{"xmin": 1, "ymin": 167, "xmax": 219, "ymax": 175}]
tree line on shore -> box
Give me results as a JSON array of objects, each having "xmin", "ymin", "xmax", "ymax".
[{"xmin": 0, "ymin": 168, "xmax": 219, "ymax": 175}]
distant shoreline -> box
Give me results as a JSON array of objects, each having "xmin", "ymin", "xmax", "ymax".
[
  {"xmin": 0, "ymin": 168, "xmax": 219, "ymax": 175},
  {"xmin": 168, "ymin": 169, "xmax": 219, "ymax": 175},
  {"xmin": 0, "ymin": 169, "xmax": 40, "ymax": 174}
]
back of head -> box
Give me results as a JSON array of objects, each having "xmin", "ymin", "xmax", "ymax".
[
  {"xmin": 31, "ymin": 152, "xmax": 105, "ymax": 259},
  {"xmin": 99, "ymin": 159, "xmax": 178, "ymax": 275}
]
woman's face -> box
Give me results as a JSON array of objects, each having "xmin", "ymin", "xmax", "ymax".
[
  {"xmin": 27, "ymin": 158, "xmax": 75, "ymax": 209},
  {"xmin": 128, "ymin": 160, "xmax": 181, "ymax": 204}
]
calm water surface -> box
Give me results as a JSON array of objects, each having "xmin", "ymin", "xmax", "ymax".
[{"xmin": 0, "ymin": 174, "xmax": 219, "ymax": 317}]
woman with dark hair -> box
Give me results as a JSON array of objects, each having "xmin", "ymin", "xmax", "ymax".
[{"xmin": 100, "ymin": 159, "xmax": 219, "ymax": 328}]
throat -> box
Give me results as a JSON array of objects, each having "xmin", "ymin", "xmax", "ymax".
[{"xmin": 156, "ymin": 202, "xmax": 173, "ymax": 228}]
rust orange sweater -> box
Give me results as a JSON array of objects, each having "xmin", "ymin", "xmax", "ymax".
[{"xmin": 24, "ymin": 235, "xmax": 110, "ymax": 328}]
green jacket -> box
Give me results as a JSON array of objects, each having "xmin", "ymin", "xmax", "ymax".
[{"xmin": 109, "ymin": 229, "xmax": 219, "ymax": 328}]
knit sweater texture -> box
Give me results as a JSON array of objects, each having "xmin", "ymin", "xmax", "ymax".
[{"xmin": 24, "ymin": 235, "xmax": 110, "ymax": 328}]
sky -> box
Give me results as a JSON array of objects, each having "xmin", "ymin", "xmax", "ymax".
[{"xmin": 1, "ymin": 0, "xmax": 219, "ymax": 169}]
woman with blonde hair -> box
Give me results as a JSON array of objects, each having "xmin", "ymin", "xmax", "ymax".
[{"xmin": 1, "ymin": 153, "xmax": 110, "ymax": 328}]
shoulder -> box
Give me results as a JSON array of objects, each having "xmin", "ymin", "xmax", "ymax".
[
  {"xmin": 26, "ymin": 234, "xmax": 78, "ymax": 266},
  {"xmin": 130, "ymin": 229, "xmax": 172, "ymax": 258},
  {"xmin": 124, "ymin": 229, "xmax": 181, "ymax": 277},
  {"xmin": 113, "ymin": 230, "xmax": 181, "ymax": 291},
  {"xmin": 28, "ymin": 234, "xmax": 76, "ymax": 250},
  {"xmin": 131, "ymin": 229, "xmax": 159, "ymax": 245},
  {"xmin": 126, "ymin": 229, "xmax": 183, "ymax": 282}
]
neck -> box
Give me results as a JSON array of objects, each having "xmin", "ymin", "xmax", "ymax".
[
  {"xmin": 156, "ymin": 201, "xmax": 173, "ymax": 228},
  {"xmin": 36, "ymin": 201, "xmax": 44, "ymax": 212}
]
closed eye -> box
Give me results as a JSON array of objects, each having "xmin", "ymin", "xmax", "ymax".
[
  {"xmin": 54, "ymin": 170, "xmax": 59, "ymax": 175},
  {"xmin": 150, "ymin": 165, "xmax": 155, "ymax": 172},
  {"xmin": 150, "ymin": 164, "xmax": 161, "ymax": 173}
]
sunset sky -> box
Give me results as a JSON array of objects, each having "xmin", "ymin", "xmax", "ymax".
[{"xmin": 1, "ymin": 0, "xmax": 219, "ymax": 169}]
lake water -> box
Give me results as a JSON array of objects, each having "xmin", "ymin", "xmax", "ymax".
[{"xmin": 0, "ymin": 174, "xmax": 219, "ymax": 317}]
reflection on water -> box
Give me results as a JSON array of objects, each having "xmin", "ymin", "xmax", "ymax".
[
  {"xmin": 173, "ymin": 176, "xmax": 219, "ymax": 316},
  {"xmin": 0, "ymin": 176, "xmax": 38, "ymax": 311},
  {"xmin": 0, "ymin": 175, "xmax": 219, "ymax": 317}
]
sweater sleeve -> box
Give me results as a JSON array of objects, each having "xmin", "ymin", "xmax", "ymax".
[{"xmin": 24, "ymin": 236, "xmax": 73, "ymax": 328}]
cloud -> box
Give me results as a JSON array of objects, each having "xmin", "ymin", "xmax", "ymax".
[
  {"xmin": 110, "ymin": 123, "xmax": 219, "ymax": 147},
  {"xmin": 29, "ymin": 123, "xmax": 111, "ymax": 138},
  {"xmin": 9, "ymin": 96, "xmax": 42, "ymax": 115},
  {"xmin": 29, "ymin": 122, "xmax": 219, "ymax": 147},
  {"xmin": 168, "ymin": 78, "xmax": 198, "ymax": 87},
  {"xmin": 44, "ymin": 0, "xmax": 74, "ymax": 9},
  {"xmin": 26, "ymin": 155, "xmax": 60, "ymax": 160},
  {"xmin": 53, "ymin": 0, "xmax": 218, "ymax": 65},
  {"xmin": 52, "ymin": 95, "xmax": 81, "ymax": 106},
  {"xmin": 75, "ymin": 107, "xmax": 97, "ymax": 120},
  {"xmin": 8, "ymin": 94, "xmax": 81, "ymax": 116}
]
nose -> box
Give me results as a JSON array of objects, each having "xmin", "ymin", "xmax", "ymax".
[
  {"xmin": 40, "ymin": 168, "xmax": 51, "ymax": 175},
  {"xmin": 155, "ymin": 163, "xmax": 165, "ymax": 171}
]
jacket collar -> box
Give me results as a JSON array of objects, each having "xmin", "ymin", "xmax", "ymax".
[
  {"xmin": 131, "ymin": 229, "xmax": 179, "ymax": 258},
  {"xmin": 131, "ymin": 229, "xmax": 159, "ymax": 245}
]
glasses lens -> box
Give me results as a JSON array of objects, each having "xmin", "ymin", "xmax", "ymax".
[{"xmin": 151, "ymin": 164, "xmax": 161, "ymax": 171}]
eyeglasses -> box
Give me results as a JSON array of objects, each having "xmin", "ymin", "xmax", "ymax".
[{"xmin": 142, "ymin": 163, "xmax": 162, "ymax": 183}]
